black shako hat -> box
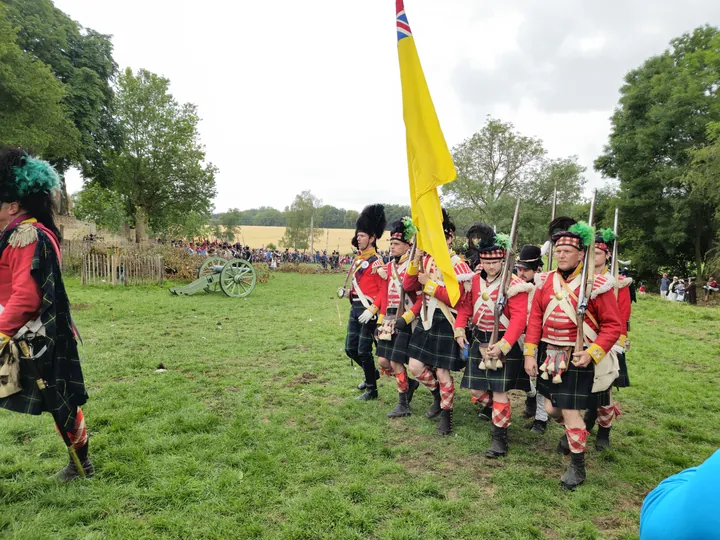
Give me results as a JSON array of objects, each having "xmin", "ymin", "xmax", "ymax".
[{"xmin": 516, "ymin": 245, "xmax": 543, "ymax": 270}]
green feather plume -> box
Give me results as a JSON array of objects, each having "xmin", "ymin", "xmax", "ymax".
[
  {"xmin": 493, "ymin": 233, "xmax": 512, "ymax": 251},
  {"xmin": 600, "ymin": 228, "xmax": 616, "ymax": 243},
  {"xmin": 12, "ymin": 156, "xmax": 60, "ymax": 197},
  {"xmin": 401, "ymin": 216, "xmax": 417, "ymax": 241},
  {"xmin": 569, "ymin": 221, "xmax": 595, "ymax": 247}
]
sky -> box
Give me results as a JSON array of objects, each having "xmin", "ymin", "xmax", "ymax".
[{"xmin": 55, "ymin": 0, "xmax": 720, "ymax": 213}]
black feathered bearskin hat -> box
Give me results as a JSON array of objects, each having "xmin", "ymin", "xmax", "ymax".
[
  {"xmin": 389, "ymin": 217, "xmax": 417, "ymax": 245},
  {"xmin": 352, "ymin": 204, "xmax": 386, "ymax": 248},
  {"xmin": 516, "ymin": 245, "xmax": 543, "ymax": 270},
  {"xmin": 548, "ymin": 216, "xmax": 594, "ymax": 251},
  {"xmin": 441, "ymin": 208, "xmax": 455, "ymax": 238},
  {"xmin": 466, "ymin": 222, "xmax": 506, "ymax": 261}
]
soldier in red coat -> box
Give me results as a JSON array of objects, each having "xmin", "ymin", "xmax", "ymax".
[
  {"xmin": 366, "ymin": 218, "xmax": 422, "ymax": 417},
  {"xmin": 523, "ymin": 217, "xmax": 621, "ymax": 489},
  {"xmin": 0, "ymin": 147, "xmax": 92, "ymax": 481},
  {"xmin": 584, "ymin": 228, "xmax": 633, "ymax": 450},
  {"xmin": 454, "ymin": 223, "xmax": 533, "ymax": 457},
  {"xmin": 403, "ymin": 209, "xmax": 474, "ymax": 436},
  {"xmin": 344, "ymin": 205, "xmax": 387, "ymax": 401}
]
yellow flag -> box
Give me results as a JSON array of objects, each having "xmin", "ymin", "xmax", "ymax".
[{"xmin": 396, "ymin": 0, "xmax": 459, "ymax": 304}]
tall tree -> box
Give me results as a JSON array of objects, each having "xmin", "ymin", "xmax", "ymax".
[
  {"xmin": 595, "ymin": 25, "xmax": 720, "ymax": 280},
  {"xmin": 443, "ymin": 118, "xmax": 546, "ymax": 216},
  {"xmin": 280, "ymin": 191, "xmax": 323, "ymax": 250},
  {"xmin": 3, "ymin": 0, "xmax": 118, "ymax": 209},
  {"xmin": 0, "ymin": 6, "xmax": 79, "ymax": 157},
  {"xmin": 106, "ymin": 68, "xmax": 217, "ymax": 243},
  {"xmin": 442, "ymin": 118, "xmax": 587, "ymax": 245}
]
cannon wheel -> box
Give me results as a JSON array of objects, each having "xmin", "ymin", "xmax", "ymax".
[
  {"xmin": 219, "ymin": 259, "xmax": 257, "ymax": 298},
  {"xmin": 198, "ymin": 256, "xmax": 227, "ymax": 292}
]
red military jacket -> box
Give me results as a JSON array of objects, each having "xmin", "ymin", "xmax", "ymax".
[
  {"xmin": 0, "ymin": 217, "xmax": 60, "ymax": 337},
  {"xmin": 403, "ymin": 251, "xmax": 474, "ymax": 330},
  {"xmin": 455, "ymin": 272, "xmax": 533, "ymax": 354},
  {"xmin": 523, "ymin": 264, "xmax": 622, "ymax": 363},
  {"xmin": 370, "ymin": 251, "xmax": 420, "ymax": 321},
  {"xmin": 348, "ymin": 247, "xmax": 385, "ymax": 306}
]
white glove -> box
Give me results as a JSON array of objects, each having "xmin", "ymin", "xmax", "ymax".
[{"xmin": 358, "ymin": 309, "xmax": 375, "ymax": 324}]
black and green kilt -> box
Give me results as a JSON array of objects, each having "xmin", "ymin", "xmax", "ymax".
[
  {"xmin": 614, "ymin": 352, "xmax": 630, "ymax": 388},
  {"xmin": 344, "ymin": 300, "xmax": 376, "ymax": 362},
  {"xmin": 536, "ymin": 342, "xmax": 610, "ymax": 410},
  {"xmin": 375, "ymin": 308, "xmax": 412, "ymax": 365},
  {"xmin": 407, "ymin": 310, "xmax": 465, "ymax": 371},
  {"xmin": 461, "ymin": 329, "xmax": 529, "ymax": 392}
]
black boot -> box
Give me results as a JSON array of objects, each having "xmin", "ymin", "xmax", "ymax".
[
  {"xmin": 407, "ymin": 378, "xmax": 420, "ymax": 404},
  {"xmin": 437, "ymin": 408, "xmax": 453, "ymax": 435},
  {"xmin": 523, "ymin": 394, "xmax": 537, "ymax": 418},
  {"xmin": 358, "ymin": 369, "xmax": 380, "ymax": 390},
  {"xmin": 561, "ymin": 452, "xmax": 586, "ymax": 490},
  {"xmin": 595, "ymin": 426, "xmax": 611, "ymax": 451},
  {"xmin": 478, "ymin": 405, "xmax": 492, "ymax": 421},
  {"xmin": 426, "ymin": 387, "xmax": 442, "ymax": 419},
  {"xmin": 55, "ymin": 443, "xmax": 94, "ymax": 482},
  {"xmin": 530, "ymin": 419, "xmax": 547, "ymax": 434},
  {"xmin": 388, "ymin": 392, "xmax": 411, "ymax": 417},
  {"xmin": 556, "ymin": 433, "xmax": 570, "ymax": 455},
  {"xmin": 486, "ymin": 425, "xmax": 509, "ymax": 458},
  {"xmin": 356, "ymin": 387, "xmax": 378, "ymax": 401},
  {"xmin": 584, "ymin": 408, "xmax": 597, "ymax": 433}
]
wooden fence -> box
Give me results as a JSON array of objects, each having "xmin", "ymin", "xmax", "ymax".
[{"xmin": 81, "ymin": 253, "xmax": 164, "ymax": 286}]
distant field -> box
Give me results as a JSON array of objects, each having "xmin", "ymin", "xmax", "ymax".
[{"xmin": 231, "ymin": 226, "xmax": 391, "ymax": 252}]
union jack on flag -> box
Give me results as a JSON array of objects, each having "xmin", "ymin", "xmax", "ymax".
[{"xmin": 396, "ymin": 0, "xmax": 412, "ymax": 41}]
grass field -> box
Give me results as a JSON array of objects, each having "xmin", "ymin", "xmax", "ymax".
[{"xmin": 1, "ymin": 273, "xmax": 719, "ymax": 539}]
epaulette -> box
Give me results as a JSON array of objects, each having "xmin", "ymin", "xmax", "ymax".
[
  {"xmin": 8, "ymin": 223, "xmax": 39, "ymax": 249},
  {"xmin": 590, "ymin": 273, "xmax": 615, "ymax": 299},
  {"xmin": 617, "ymin": 275, "xmax": 633, "ymax": 289},
  {"xmin": 371, "ymin": 259, "xmax": 384, "ymax": 273},
  {"xmin": 507, "ymin": 274, "xmax": 534, "ymax": 298},
  {"xmin": 534, "ymin": 271, "xmax": 551, "ymax": 289},
  {"xmin": 451, "ymin": 255, "xmax": 474, "ymax": 283}
]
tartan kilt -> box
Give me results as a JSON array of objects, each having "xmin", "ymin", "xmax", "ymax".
[
  {"xmin": 407, "ymin": 310, "xmax": 465, "ymax": 371},
  {"xmin": 614, "ymin": 352, "xmax": 630, "ymax": 388},
  {"xmin": 461, "ymin": 329, "xmax": 529, "ymax": 392},
  {"xmin": 376, "ymin": 309, "xmax": 412, "ymax": 365},
  {"xmin": 536, "ymin": 342, "xmax": 610, "ymax": 410},
  {"xmin": 345, "ymin": 301, "xmax": 375, "ymax": 360}
]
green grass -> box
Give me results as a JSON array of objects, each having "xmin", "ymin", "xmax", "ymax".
[{"xmin": 1, "ymin": 274, "xmax": 718, "ymax": 539}]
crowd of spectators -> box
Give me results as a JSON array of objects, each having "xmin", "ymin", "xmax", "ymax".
[{"xmin": 164, "ymin": 240, "xmax": 372, "ymax": 270}]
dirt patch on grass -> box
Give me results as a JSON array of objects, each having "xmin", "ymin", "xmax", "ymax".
[
  {"xmin": 285, "ymin": 372, "xmax": 329, "ymax": 387},
  {"xmin": 71, "ymin": 303, "xmax": 93, "ymax": 310}
]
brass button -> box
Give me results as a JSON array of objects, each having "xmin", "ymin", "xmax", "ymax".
[
  {"xmin": 482, "ymin": 292, "xmax": 490, "ymax": 301},
  {"xmin": 555, "ymin": 292, "xmax": 564, "ymax": 300}
]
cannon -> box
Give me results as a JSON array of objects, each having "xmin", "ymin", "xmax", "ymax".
[{"xmin": 170, "ymin": 257, "xmax": 257, "ymax": 298}]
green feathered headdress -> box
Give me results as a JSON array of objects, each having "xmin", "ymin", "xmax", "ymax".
[
  {"xmin": 493, "ymin": 233, "xmax": 512, "ymax": 252},
  {"xmin": 401, "ymin": 216, "xmax": 417, "ymax": 242},
  {"xmin": 599, "ymin": 228, "xmax": 616, "ymax": 243},
  {"xmin": 12, "ymin": 155, "xmax": 60, "ymax": 198},
  {"xmin": 568, "ymin": 221, "xmax": 595, "ymax": 247}
]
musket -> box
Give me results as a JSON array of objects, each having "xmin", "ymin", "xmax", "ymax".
[
  {"xmin": 547, "ymin": 184, "xmax": 557, "ymax": 270},
  {"xmin": 611, "ymin": 207, "xmax": 619, "ymax": 298},
  {"xmin": 396, "ymin": 242, "xmax": 416, "ymax": 323},
  {"xmin": 574, "ymin": 190, "xmax": 597, "ymax": 357},
  {"xmin": 16, "ymin": 338, "xmax": 86, "ymax": 477},
  {"xmin": 489, "ymin": 197, "xmax": 521, "ymax": 369}
]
